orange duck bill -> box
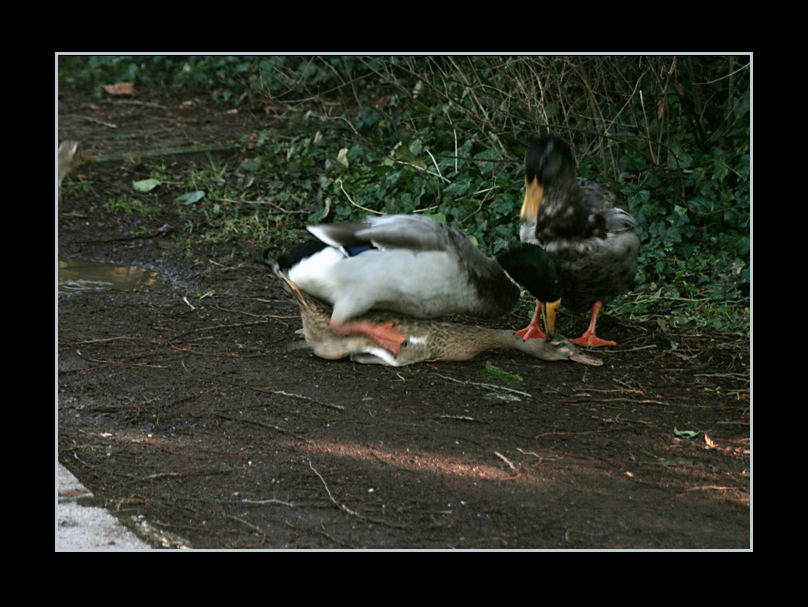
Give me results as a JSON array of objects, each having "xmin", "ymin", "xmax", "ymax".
[{"xmin": 520, "ymin": 177, "xmax": 543, "ymax": 223}]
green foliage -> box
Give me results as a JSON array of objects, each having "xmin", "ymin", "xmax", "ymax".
[
  {"xmin": 60, "ymin": 55, "xmax": 750, "ymax": 335},
  {"xmin": 102, "ymin": 195, "xmax": 154, "ymax": 215},
  {"xmin": 58, "ymin": 55, "xmax": 256, "ymax": 104},
  {"xmin": 477, "ymin": 363, "xmax": 523, "ymax": 385}
]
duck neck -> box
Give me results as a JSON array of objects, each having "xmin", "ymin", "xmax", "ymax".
[{"xmin": 434, "ymin": 324, "xmax": 567, "ymax": 362}]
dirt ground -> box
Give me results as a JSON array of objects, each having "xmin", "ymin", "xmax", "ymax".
[{"xmin": 57, "ymin": 86, "xmax": 751, "ymax": 550}]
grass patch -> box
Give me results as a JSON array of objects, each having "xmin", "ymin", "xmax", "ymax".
[{"xmin": 102, "ymin": 196, "xmax": 156, "ymax": 215}]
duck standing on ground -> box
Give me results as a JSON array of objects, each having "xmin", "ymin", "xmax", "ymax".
[
  {"xmin": 268, "ymin": 214, "xmax": 563, "ymax": 355},
  {"xmin": 516, "ymin": 135, "xmax": 639, "ymax": 347}
]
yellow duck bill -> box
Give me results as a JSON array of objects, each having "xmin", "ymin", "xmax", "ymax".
[
  {"xmin": 520, "ymin": 177, "xmax": 543, "ymax": 222},
  {"xmin": 541, "ymin": 298, "xmax": 562, "ymax": 337}
]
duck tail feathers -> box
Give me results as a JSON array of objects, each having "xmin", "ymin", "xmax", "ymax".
[
  {"xmin": 259, "ymin": 248, "xmax": 284, "ymax": 276},
  {"xmin": 258, "ymin": 248, "xmax": 302, "ymax": 300},
  {"xmin": 271, "ymin": 262, "xmax": 310, "ymax": 310}
]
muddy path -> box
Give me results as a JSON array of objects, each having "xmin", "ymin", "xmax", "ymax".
[{"xmin": 57, "ymin": 87, "xmax": 750, "ymax": 549}]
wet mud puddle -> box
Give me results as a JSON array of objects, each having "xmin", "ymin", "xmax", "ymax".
[{"xmin": 58, "ymin": 259, "xmax": 163, "ymax": 293}]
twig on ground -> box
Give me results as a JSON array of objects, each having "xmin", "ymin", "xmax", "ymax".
[
  {"xmin": 307, "ymin": 458, "xmax": 410, "ymax": 530},
  {"xmin": 241, "ymin": 497, "xmax": 296, "ymax": 507},
  {"xmin": 212, "ymin": 413, "xmax": 294, "ymax": 436},
  {"xmin": 434, "ymin": 373, "xmax": 533, "ymax": 399},
  {"xmin": 226, "ymin": 514, "xmax": 267, "ymax": 547},
  {"xmin": 70, "ymin": 336, "xmax": 141, "ymax": 345},
  {"xmin": 79, "ymin": 115, "xmax": 117, "ymax": 128},
  {"xmin": 607, "ymin": 344, "xmax": 658, "ymax": 353},
  {"xmin": 493, "ymin": 451, "xmax": 518, "ymax": 471},
  {"xmin": 308, "ymin": 458, "xmax": 362, "ymax": 518},
  {"xmin": 252, "ymin": 388, "xmax": 345, "ymax": 411},
  {"xmin": 170, "ymin": 319, "xmax": 273, "ymax": 340}
]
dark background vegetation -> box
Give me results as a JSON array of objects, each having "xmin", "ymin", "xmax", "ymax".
[{"xmin": 59, "ymin": 54, "xmax": 750, "ymax": 336}]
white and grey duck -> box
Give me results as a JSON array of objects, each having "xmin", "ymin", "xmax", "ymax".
[
  {"xmin": 515, "ymin": 135, "xmax": 640, "ymax": 347},
  {"xmin": 266, "ymin": 213, "xmax": 564, "ymax": 355}
]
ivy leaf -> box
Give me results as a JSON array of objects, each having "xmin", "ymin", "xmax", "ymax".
[
  {"xmin": 133, "ymin": 178, "xmax": 161, "ymax": 193},
  {"xmin": 424, "ymin": 212, "xmax": 447, "ymax": 224},
  {"xmin": 241, "ymin": 157, "xmax": 262, "ymax": 172},
  {"xmin": 175, "ymin": 191, "xmax": 206, "ymax": 205}
]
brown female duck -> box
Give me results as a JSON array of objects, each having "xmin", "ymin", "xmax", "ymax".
[{"xmin": 272, "ymin": 268, "xmax": 601, "ymax": 367}]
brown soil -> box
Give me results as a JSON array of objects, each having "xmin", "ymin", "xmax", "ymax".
[{"xmin": 57, "ymin": 86, "xmax": 750, "ymax": 550}]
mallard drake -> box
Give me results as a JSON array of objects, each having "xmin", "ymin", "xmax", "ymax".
[
  {"xmin": 516, "ymin": 135, "xmax": 639, "ymax": 347},
  {"xmin": 267, "ymin": 214, "xmax": 562, "ymax": 356},
  {"xmin": 272, "ymin": 267, "xmax": 602, "ymax": 367}
]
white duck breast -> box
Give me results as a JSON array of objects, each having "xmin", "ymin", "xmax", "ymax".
[
  {"xmin": 289, "ymin": 246, "xmax": 488, "ymax": 321},
  {"xmin": 291, "ymin": 214, "xmax": 520, "ymax": 323}
]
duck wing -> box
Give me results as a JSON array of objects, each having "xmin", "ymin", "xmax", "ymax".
[
  {"xmin": 360, "ymin": 214, "xmax": 468, "ymax": 251},
  {"xmin": 309, "ymin": 214, "xmax": 491, "ymax": 269},
  {"xmin": 578, "ymin": 177, "xmax": 628, "ymax": 210},
  {"xmin": 304, "ymin": 221, "xmax": 371, "ymax": 255},
  {"xmin": 307, "ymin": 214, "xmax": 459, "ymax": 253},
  {"xmin": 577, "ymin": 178, "xmax": 637, "ymax": 232}
]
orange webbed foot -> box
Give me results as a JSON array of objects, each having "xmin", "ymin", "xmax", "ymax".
[
  {"xmin": 514, "ymin": 323, "xmax": 547, "ymax": 341},
  {"xmin": 570, "ymin": 301, "xmax": 615, "ymax": 348},
  {"xmin": 515, "ymin": 299, "xmax": 547, "ymax": 341},
  {"xmin": 570, "ymin": 331, "xmax": 616, "ymax": 348},
  {"xmin": 365, "ymin": 322, "xmax": 407, "ymax": 355},
  {"xmin": 330, "ymin": 319, "xmax": 406, "ymax": 355}
]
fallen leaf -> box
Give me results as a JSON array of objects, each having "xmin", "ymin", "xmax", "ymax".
[
  {"xmin": 175, "ymin": 191, "xmax": 206, "ymax": 205},
  {"xmin": 133, "ymin": 178, "xmax": 161, "ymax": 193},
  {"xmin": 704, "ymin": 433, "xmax": 718, "ymax": 449},
  {"xmin": 673, "ymin": 427, "xmax": 699, "ymax": 439},
  {"xmin": 102, "ymin": 82, "xmax": 134, "ymax": 95}
]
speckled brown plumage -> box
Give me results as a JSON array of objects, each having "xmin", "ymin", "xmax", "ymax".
[
  {"xmin": 522, "ymin": 137, "xmax": 639, "ymax": 312},
  {"xmin": 518, "ymin": 136, "xmax": 640, "ymax": 347},
  {"xmin": 274, "ymin": 270, "xmax": 601, "ymax": 367}
]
